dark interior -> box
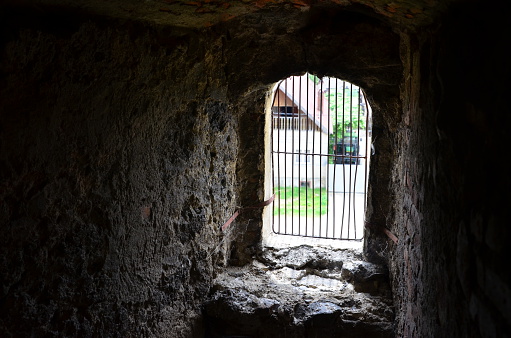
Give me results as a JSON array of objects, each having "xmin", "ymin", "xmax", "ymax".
[{"xmin": 1, "ymin": 0, "xmax": 510, "ymax": 336}]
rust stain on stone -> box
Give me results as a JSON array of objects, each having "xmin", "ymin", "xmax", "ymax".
[
  {"xmin": 220, "ymin": 13, "xmax": 236, "ymax": 21},
  {"xmin": 254, "ymin": 0, "xmax": 276, "ymax": 8},
  {"xmin": 183, "ymin": 1, "xmax": 202, "ymax": 6},
  {"xmin": 409, "ymin": 7, "xmax": 423, "ymax": 14},
  {"xmin": 142, "ymin": 206, "xmax": 151, "ymax": 219},
  {"xmin": 291, "ymin": 0, "xmax": 309, "ymax": 6},
  {"xmin": 196, "ymin": 7, "xmax": 215, "ymax": 13},
  {"xmin": 385, "ymin": 5, "xmax": 398, "ymax": 13}
]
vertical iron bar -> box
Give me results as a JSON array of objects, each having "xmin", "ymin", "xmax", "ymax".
[
  {"xmin": 276, "ymin": 84, "xmax": 281, "ymax": 234},
  {"xmin": 333, "ymin": 77, "xmax": 337, "ymax": 238},
  {"xmin": 341, "ymin": 80, "xmax": 346, "ymax": 239},
  {"xmin": 319, "ymin": 77, "xmax": 323, "ymax": 237},
  {"xmin": 291, "ymin": 76, "xmax": 295, "ymax": 236},
  {"xmin": 284, "ymin": 79, "xmax": 288, "ymax": 234},
  {"xmin": 347, "ymin": 82, "xmax": 353, "ymax": 239},
  {"xmin": 325, "ymin": 77, "xmax": 330, "ymax": 238},
  {"xmin": 305, "ymin": 73, "xmax": 314, "ymax": 234},
  {"xmin": 332, "ymin": 78, "xmax": 338, "ymax": 238},
  {"xmin": 273, "ymin": 85, "xmax": 276, "ymax": 234},
  {"xmin": 312, "ymin": 74, "xmax": 316, "ymax": 237},
  {"xmin": 318, "ymin": 77, "xmax": 322, "ymax": 236},
  {"xmin": 298, "ymin": 75, "xmax": 302, "ymax": 236}
]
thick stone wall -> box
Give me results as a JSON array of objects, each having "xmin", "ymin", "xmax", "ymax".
[
  {"xmin": 0, "ymin": 12, "xmax": 238, "ymax": 336},
  {"xmin": 212, "ymin": 5, "xmax": 403, "ymax": 266},
  {"xmin": 0, "ymin": 6, "xmax": 404, "ymax": 336},
  {"xmin": 387, "ymin": 4, "xmax": 511, "ymax": 337},
  {"xmin": 3, "ymin": 2, "xmax": 510, "ymax": 337}
]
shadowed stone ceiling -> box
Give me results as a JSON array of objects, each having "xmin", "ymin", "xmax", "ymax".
[{"xmin": 5, "ymin": 0, "xmax": 455, "ymax": 29}]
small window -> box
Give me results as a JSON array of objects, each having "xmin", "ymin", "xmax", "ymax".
[
  {"xmin": 300, "ymin": 181, "xmax": 311, "ymax": 188},
  {"xmin": 268, "ymin": 73, "xmax": 372, "ymax": 241},
  {"xmin": 272, "ymin": 106, "xmax": 297, "ymax": 117}
]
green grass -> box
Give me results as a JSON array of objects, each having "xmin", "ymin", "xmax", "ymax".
[{"xmin": 274, "ymin": 186, "xmax": 328, "ymax": 217}]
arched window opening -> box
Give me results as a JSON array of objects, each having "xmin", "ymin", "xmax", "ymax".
[{"xmin": 264, "ymin": 73, "xmax": 372, "ymax": 248}]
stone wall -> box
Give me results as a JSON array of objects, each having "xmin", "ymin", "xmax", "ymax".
[
  {"xmin": 0, "ymin": 6, "xmax": 404, "ymax": 336},
  {"xmin": 0, "ymin": 12, "xmax": 239, "ymax": 336},
  {"xmin": 212, "ymin": 5, "xmax": 403, "ymax": 266},
  {"xmin": 387, "ymin": 4, "xmax": 511, "ymax": 337},
  {"xmin": 2, "ymin": 1, "xmax": 510, "ymax": 337}
]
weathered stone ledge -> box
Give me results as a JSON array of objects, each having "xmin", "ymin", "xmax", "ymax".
[{"xmin": 204, "ymin": 245, "xmax": 394, "ymax": 337}]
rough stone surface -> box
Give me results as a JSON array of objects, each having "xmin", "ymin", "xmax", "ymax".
[
  {"xmin": 383, "ymin": 4, "xmax": 511, "ymax": 337},
  {"xmin": 204, "ymin": 245, "xmax": 394, "ymax": 337},
  {"xmin": 1, "ymin": 0, "xmax": 511, "ymax": 337},
  {"xmin": 0, "ymin": 13, "xmax": 238, "ymax": 337},
  {"xmin": 1, "ymin": 0, "xmax": 456, "ymax": 31}
]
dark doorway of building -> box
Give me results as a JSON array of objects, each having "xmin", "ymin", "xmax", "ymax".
[{"xmin": 268, "ymin": 73, "xmax": 372, "ymax": 245}]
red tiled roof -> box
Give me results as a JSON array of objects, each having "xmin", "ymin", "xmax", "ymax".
[{"xmin": 275, "ymin": 74, "xmax": 333, "ymax": 134}]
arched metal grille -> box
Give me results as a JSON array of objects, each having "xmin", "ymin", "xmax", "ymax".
[{"xmin": 270, "ymin": 73, "xmax": 371, "ymax": 240}]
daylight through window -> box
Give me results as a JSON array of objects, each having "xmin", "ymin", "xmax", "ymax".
[{"xmin": 270, "ymin": 73, "xmax": 372, "ymax": 241}]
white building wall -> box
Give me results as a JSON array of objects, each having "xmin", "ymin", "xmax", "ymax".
[{"xmin": 272, "ymin": 129, "xmax": 329, "ymax": 188}]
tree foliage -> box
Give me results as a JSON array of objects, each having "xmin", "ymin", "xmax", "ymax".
[
  {"xmin": 327, "ymin": 85, "xmax": 366, "ymax": 138},
  {"xmin": 325, "ymin": 80, "xmax": 367, "ymax": 160}
]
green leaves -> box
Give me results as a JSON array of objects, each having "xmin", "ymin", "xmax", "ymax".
[{"xmin": 327, "ymin": 86, "xmax": 366, "ymax": 137}]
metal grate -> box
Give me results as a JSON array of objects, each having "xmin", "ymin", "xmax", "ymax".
[{"xmin": 271, "ymin": 73, "xmax": 371, "ymax": 240}]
